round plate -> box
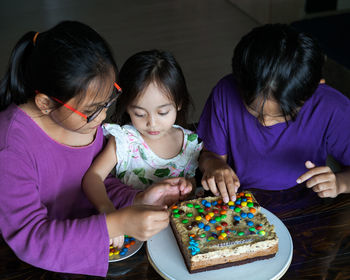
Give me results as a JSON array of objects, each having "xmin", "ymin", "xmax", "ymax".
[
  {"xmin": 147, "ymin": 207, "xmax": 293, "ymax": 280},
  {"xmin": 109, "ymin": 239, "xmax": 144, "ymax": 262}
]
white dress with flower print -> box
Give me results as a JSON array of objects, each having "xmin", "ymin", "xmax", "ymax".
[{"xmin": 102, "ymin": 123, "xmax": 203, "ymax": 190}]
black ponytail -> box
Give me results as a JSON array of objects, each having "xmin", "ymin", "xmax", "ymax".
[
  {"xmin": 0, "ymin": 21, "xmax": 118, "ymax": 112},
  {"xmin": 0, "ymin": 31, "xmax": 36, "ymax": 111}
]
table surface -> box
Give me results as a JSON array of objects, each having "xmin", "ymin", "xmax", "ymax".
[{"xmin": 1, "ymin": 183, "xmax": 350, "ymax": 280}]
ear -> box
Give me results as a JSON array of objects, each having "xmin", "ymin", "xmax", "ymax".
[
  {"xmin": 34, "ymin": 92, "xmax": 54, "ymax": 115},
  {"xmin": 177, "ymin": 103, "xmax": 182, "ymax": 111}
]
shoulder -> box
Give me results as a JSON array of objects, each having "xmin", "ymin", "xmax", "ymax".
[
  {"xmin": 0, "ymin": 105, "xmax": 32, "ymax": 150},
  {"xmin": 210, "ymin": 74, "xmax": 241, "ymax": 104},
  {"xmin": 102, "ymin": 123, "xmax": 139, "ymax": 138},
  {"xmin": 175, "ymin": 125, "xmax": 203, "ymax": 150},
  {"xmin": 309, "ymin": 84, "xmax": 350, "ymax": 113}
]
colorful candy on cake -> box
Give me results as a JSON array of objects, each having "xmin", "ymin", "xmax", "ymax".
[
  {"xmin": 109, "ymin": 235, "xmax": 136, "ymax": 261},
  {"xmin": 169, "ymin": 191, "xmax": 279, "ymax": 273}
]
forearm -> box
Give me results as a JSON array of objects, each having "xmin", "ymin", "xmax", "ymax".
[
  {"xmin": 83, "ymin": 173, "xmax": 115, "ymax": 213},
  {"xmin": 199, "ymin": 150, "xmax": 227, "ymax": 173},
  {"xmin": 336, "ymin": 166, "xmax": 350, "ymax": 194}
]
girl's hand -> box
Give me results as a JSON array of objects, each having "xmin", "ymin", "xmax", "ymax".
[
  {"xmin": 202, "ymin": 162, "xmax": 240, "ymax": 203},
  {"xmin": 136, "ymin": 177, "xmax": 192, "ymax": 206},
  {"xmin": 110, "ymin": 235, "xmax": 124, "ymax": 249},
  {"xmin": 297, "ymin": 161, "xmax": 340, "ymax": 198},
  {"xmin": 106, "ymin": 204, "xmax": 169, "ymax": 241}
]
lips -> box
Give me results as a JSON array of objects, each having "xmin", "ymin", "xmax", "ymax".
[{"xmin": 148, "ymin": 131, "xmax": 160, "ymax": 135}]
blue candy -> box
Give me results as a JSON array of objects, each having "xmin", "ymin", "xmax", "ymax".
[
  {"xmin": 247, "ymin": 213, "xmax": 254, "ymax": 219},
  {"xmin": 204, "ymin": 225, "xmax": 210, "ymax": 231},
  {"xmin": 198, "ymin": 222, "xmax": 204, "ymax": 229},
  {"xmin": 234, "ymin": 216, "xmax": 241, "ymax": 221},
  {"xmin": 240, "ymin": 212, "xmax": 247, "ymax": 218}
]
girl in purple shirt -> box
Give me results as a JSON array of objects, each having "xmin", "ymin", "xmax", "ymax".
[
  {"xmin": 0, "ymin": 21, "xmax": 191, "ymax": 276},
  {"xmin": 197, "ymin": 24, "xmax": 350, "ymax": 203}
]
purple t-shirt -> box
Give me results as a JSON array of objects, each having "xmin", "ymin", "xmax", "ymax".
[
  {"xmin": 0, "ymin": 104, "xmax": 139, "ymax": 276},
  {"xmin": 197, "ymin": 74, "xmax": 350, "ymax": 190}
]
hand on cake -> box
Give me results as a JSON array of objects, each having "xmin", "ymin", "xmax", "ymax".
[
  {"xmin": 201, "ymin": 161, "xmax": 240, "ymax": 203},
  {"xmin": 297, "ymin": 160, "xmax": 346, "ymax": 198},
  {"xmin": 135, "ymin": 177, "xmax": 193, "ymax": 206}
]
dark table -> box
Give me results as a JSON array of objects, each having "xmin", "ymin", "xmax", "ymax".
[{"xmin": 1, "ymin": 184, "xmax": 350, "ymax": 280}]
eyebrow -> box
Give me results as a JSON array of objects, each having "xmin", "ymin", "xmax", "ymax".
[{"xmin": 130, "ymin": 104, "xmax": 173, "ymax": 110}]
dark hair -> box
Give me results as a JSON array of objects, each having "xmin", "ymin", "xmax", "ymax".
[
  {"xmin": 0, "ymin": 21, "xmax": 118, "ymax": 111},
  {"xmin": 112, "ymin": 50, "xmax": 193, "ymax": 127},
  {"xmin": 232, "ymin": 24, "xmax": 325, "ymax": 121}
]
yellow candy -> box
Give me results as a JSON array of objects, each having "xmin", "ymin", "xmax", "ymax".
[
  {"xmin": 109, "ymin": 252, "xmax": 113, "ymax": 256},
  {"xmin": 195, "ymin": 216, "xmax": 202, "ymax": 221},
  {"xmin": 208, "ymin": 212, "xmax": 214, "ymax": 217},
  {"xmin": 228, "ymin": 201, "xmax": 234, "ymax": 206},
  {"xmin": 247, "ymin": 199, "xmax": 253, "ymax": 203},
  {"xmin": 221, "ymin": 232, "xmax": 227, "ymax": 238},
  {"xmin": 114, "ymin": 250, "xmax": 120, "ymax": 255},
  {"xmin": 245, "ymin": 193, "xmax": 251, "ymax": 197},
  {"xmin": 241, "ymin": 201, "xmax": 247, "ymax": 207}
]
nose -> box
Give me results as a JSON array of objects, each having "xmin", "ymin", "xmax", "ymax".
[{"xmin": 147, "ymin": 114, "xmax": 156, "ymax": 128}]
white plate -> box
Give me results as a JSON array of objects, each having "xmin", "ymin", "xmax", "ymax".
[
  {"xmin": 147, "ymin": 207, "xmax": 293, "ymax": 280},
  {"xmin": 109, "ymin": 239, "xmax": 144, "ymax": 262}
]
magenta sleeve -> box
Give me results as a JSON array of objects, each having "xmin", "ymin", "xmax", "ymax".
[{"xmin": 0, "ymin": 148, "xmax": 110, "ymax": 277}]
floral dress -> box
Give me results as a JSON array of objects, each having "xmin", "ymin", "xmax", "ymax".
[{"xmin": 102, "ymin": 124, "xmax": 203, "ymax": 190}]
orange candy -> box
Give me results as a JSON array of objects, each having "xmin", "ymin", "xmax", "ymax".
[
  {"xmin": 205, "ymin": 215, "xmax": 211, "ymax": 221},
  {"xmin": 250, "ymin": 208, "xmax": 256, "ymax": 213},
  {"xmin": 125, "ymin": 244, "xmax": 131, "ymax": 248},
  {"xmin": 216, "ymin": 226, "xmax": 222, "ymax": 231},
  {"xmin": 130, "ymin": 240, "xmax": 136, "ymax": 245},
  {"xmin": 220, "ymin": 210, "xmax": 227, "ymax": 215},
  {"xmin": 171, "ymin": 205, "xmax": 178, "ymax": 209},
  {"xmin": 218, "ymin": 235, "xmax": 225, "ymax": 240}
]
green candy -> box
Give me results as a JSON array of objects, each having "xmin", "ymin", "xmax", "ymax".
[
  {"xmin": 200, "ymin": 233, "xmax": 206, "ymax": 238},
  {"xmin": 194, "ymin": 204, "xmax": 200, "ymax": 209},
  {"xmin": 187, "ymin": 203, "xmax": 194, "ymax": 208},
  {"xmin": 238, "ymin": 231, "xmax": 244, "ymax": 236},
  {"xmin": 173, "ymin": 209, "xmax": 179, "ymax": 213},
  {"xmin": 247, "ymin": 202, "xmax": 254, "ymax": 207},
  {"xmin": 221, "ymin": 214, "xmax": 227, "ymax": 219},
  {"xmin": 249, "ymin": 227, "xmax": 256, "ymax": 232},
  {"xmin": 215, "ymin": 217, "xmax": 221, "ymax": 222},
  {"xmin": 198, "ymin": 208, "xmax": 204, "ymax": 213},
  {"xmin": 182, "ymin": 219, "xmax": 189, "ymax": 224},
  {"xmin": 234, "ymin": 207, "xmax": 241, "ymax": 213},
  {"xmin": 174, "ymin": 213, "xmax": 180, "ymax": 218},
  {"xmin": 186, "ymin": 213, "xmax": 193, "ymax": 217}
]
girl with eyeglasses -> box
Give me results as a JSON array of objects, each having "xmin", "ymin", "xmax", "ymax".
[
  {"xmin": 197, "ymin": 24, "xmax": 350, "ymax": 204},
  {"xmin": 82, "ymin": 50, "xmax": 202, "ymax": 247},
  {"xmin": 0, "ymin": 21, "xmax": 192, "ymax": 277}
]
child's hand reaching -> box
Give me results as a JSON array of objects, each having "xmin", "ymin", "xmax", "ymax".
[
  {"xmin": 136, "ymin": 177, "xmax": 192, "ymax": 206},
  {"xmin": 201, "ymin": 159, "xmax": 240, "ymax": 203},
  {"xmin": 110, "ymin": 235, "xmax": 124, "ymax": 249},
  {"xmin": 297, "ymin": 160, "xmax": 341, "ymax": 198},
  {"xmin": 107, "ymin": 204, "xmax": 170, "ymax": 241}
]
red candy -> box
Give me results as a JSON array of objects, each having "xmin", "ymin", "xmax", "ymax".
[{"xmin": 221, "ymin": 222, "xmax": 228, "ymax": 227}]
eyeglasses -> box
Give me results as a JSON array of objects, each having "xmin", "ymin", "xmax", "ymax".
[{"xmin": 49, "ymin": 82, "xmax": 122, "ymax": 123}]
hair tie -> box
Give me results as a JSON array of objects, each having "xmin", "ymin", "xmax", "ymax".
[{"xmin": 33, "ymin": 32, "xmax": 39, "ymax": 45}]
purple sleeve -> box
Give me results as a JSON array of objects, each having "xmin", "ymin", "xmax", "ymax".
[
  {"xmin": 197, "ymin": 83, "xmax": 228, "ymax": 156},
  {"xmin": 0, "ymin": 147, "xmax": 109, "ymax": 277},
  {"xmin": 105, "ymin": 175, "xmax": 141, "ymax": 209}
]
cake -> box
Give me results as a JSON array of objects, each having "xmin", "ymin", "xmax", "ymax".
[{"xmin": 169, "ymin": 191, "xmax": 279, "ymax": 273}]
